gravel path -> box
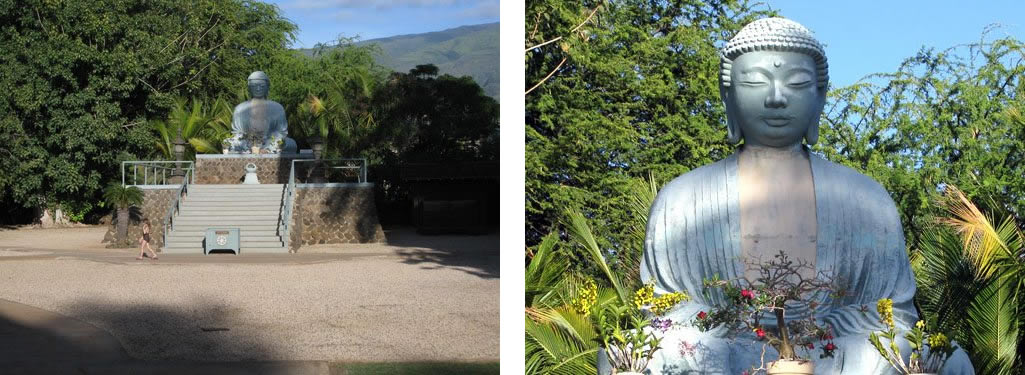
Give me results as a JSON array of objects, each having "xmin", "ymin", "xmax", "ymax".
[{"xmin": 0, "ymin": 227, "xmax": 499, "ymax": 362}]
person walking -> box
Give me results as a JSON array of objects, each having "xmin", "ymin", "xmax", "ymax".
[{"xmin": 137, "ymin": 218, "xmax": 158, "ymax": 260}]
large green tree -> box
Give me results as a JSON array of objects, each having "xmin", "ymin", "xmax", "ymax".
[
  {"xmin": 817, "ymin": 36, "xmax": 1025, "ymax": 249},
  {"xmin": 525, "ymin": 0, "xmax": 772, "ymax": 253},
  {"xmin": 0, "ymin": 0, "xmax": 297, "ymax": 222}
]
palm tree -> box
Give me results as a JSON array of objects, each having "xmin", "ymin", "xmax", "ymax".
[
  {"xmin": 103, "ymin": 183, "xmax": 144, "ymax": 247},
  {"xmin": 151, "ymin": 98, "xmax": 224, "ymax": 159},
  {"xmin": 525, "ymin": 175, "xmax": 657, "ymax": 374},
  {"xmin": 915, "ymin": 186, "xmax": 1025, "ymax": 374}
]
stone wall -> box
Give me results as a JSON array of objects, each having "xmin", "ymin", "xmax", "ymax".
[
  {"xmin": 289, "ymin": 184, "xmax": 385, "ymax": 251},
  {"xmin": 195, "ymin": 154, "xmax": 313, "ymax": 184},
  {"xmin": 102, "ymin": 188, "xmax": 179, "ymax": 249}
]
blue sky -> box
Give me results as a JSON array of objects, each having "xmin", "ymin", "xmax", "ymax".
[
  {"xmin": 764, "ymin": 0, "xmax": 1025, "ymax": 87},
  {"xmin": 263, "ymin": 0, "xmax": 500, "ymax": 48}
]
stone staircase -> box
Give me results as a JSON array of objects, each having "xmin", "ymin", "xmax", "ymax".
[{"xmin": 162, "ymin": 184, "xmax": 288, "ymax": 254}]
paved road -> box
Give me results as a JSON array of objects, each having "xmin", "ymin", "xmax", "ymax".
[{"xmin": 0, "ymin": 229, "xmax": 499, "ymax": 373}]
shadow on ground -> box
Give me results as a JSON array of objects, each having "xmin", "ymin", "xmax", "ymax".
[
  {"xmin": 384, "ymin": 227, "xmax": 499, "ymax": 279},
  {"xmin": 0, "ymin": 298, "xmax": 315, "ymax": 374}
]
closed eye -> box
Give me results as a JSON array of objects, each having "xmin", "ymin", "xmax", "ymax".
[{"xmin": 787, "ymin": 80, "xmax": 812, "ymax": 87}]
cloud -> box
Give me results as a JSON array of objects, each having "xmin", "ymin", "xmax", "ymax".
[{"xmin": 455, "ymin": 1, "xmax": 498, "ymax": 18}]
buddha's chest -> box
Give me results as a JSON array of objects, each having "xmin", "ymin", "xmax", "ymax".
[{"xmin": 737, "ymin": 152, "xmax": 817, "ymax": 278}]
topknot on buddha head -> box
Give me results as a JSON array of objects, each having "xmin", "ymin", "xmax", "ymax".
[
  {"xmin": 248, "ymin": 71, "xmax": 269, "ymax": 83},
  {"xmin": 720, "ymin": 18, "xmax": 828, "ymax": 90}
]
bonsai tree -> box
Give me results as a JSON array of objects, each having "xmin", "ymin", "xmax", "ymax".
[
  {"xmin": 695, "ymin": 251, "xmax": 840, "ymax": 373},
  {"xmin": 103, "ymin": 183, "xmax": 144, "ymax": 247}
]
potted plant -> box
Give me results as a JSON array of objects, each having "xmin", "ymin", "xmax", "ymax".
[
  {"xmin": 589, "ymin": 281, "xmax": 689, "ymax": 374},
  {"xmin": 695, "ymin": 251, "xmax": 840, "ymax": 374},
  {"xmin": 869, "ymin": 298, "xmax": 957, "ymax": 375}
]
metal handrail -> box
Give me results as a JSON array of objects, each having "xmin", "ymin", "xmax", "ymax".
[
  {"xmin": 122, "ymin": 161, "xmax": 195, "ymax": 186},
  {"xmin": 279, "ymin": 160, "xmax": 301, "ymax": 250},
  {"xmin": 161, "ymin": 168, "xmax": 192, "ymax": 246}
]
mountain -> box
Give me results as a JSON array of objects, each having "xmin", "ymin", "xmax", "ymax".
[{"xmin": 302, "ymin": 23, "xmax": 499, "ymax": 99}]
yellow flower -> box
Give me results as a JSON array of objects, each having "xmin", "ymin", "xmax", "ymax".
[
  {"xmin": 572, "ymin": 279, "xmax": 598, "ymax": 316},
  {"xmin": 876, "ymin": 298, "xmax": 894, "ymax": 329},
  {"xmin": 928, "ymin": 332, "xmax": 950, "ymax": 349},
  {"xmin": 916, "ymin": 320, "xmax": 926, "ymax": 330},
  {"xmin": 650, "ymin": 292, "xmax": 690, "ymax": 316},
  {"xmin": 634, "ymin": 283, "xmax": 655, "ymax": 309}
]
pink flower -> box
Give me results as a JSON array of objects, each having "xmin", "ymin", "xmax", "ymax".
[
  {"xmin": 755, "ymin": 328, "xmax": 766, "ymax": 339},
  {"xmin": 740, "ymin": 289, "xmax": 754, "ymax": 300},
  {"xmin": 825, "ymin": 342, "xmax": 836, "ymax": 351},
  {"xmin": 697, "ymin": 311, "xmax": 707, "ymax": 320}
]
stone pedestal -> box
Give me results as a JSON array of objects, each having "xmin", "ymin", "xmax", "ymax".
[{"xmin": 195, "ymin": 153, "xmax": 312, "ymax": 184}]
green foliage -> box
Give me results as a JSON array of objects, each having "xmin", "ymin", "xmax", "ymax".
[
  {"xmin": 914, "ymin": 187, "xmax": 1025, "ymax": 374},
  {"xmin": 373, "ymin": 65, "xmax": 499, "ymax": 165},
  {"xmin": 525, "ymin": 0, "xmax": 774, "ymax": 251},
  {"xmin": 150, "ymin": 98, "xmax": 229, "ymax": 159},
  {"xmin": 525, "ymin": 174, "xmax": 674, "ymax": 374},
  {"xmin": 817, "ymin": 35, "xmax": 1025, "ymax": 249},
  {"xmin": 102, "ymin": 183, "xmax": 144, "ymax": 209},
  {"xmin": 0, "ymin": 0, "xmax": 297, "ymax": 218}
]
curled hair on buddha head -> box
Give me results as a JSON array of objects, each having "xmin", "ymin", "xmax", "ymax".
[{"xmin": 719, "ymin": 17, "xmax": 829, "ymax": 145}]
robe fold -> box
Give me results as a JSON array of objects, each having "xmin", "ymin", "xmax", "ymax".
[{"xmin": 632, "ymin": 151, "xmax": 974, "ymax": 375}]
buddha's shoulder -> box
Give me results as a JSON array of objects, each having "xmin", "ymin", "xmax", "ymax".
[
  {"xmin": 659, "ymin": 156, "xmax": 735, "ymax": 196},
  {"xmin": 233, "ymin": 99, "xmax": 286, "ymax": 112},
  {"xmin": 811, "ymin": 155, "xmax": 893, "ymax": 200}
]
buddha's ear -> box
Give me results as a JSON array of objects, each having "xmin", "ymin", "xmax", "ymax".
[
  {"xmin": 805, "ymin": 88, "xmax": 826, "ymax": 146},
  {"xmin": 722, "ymin": 85, "xmax": 742, "ymax": 144},
  {"xmin": 805, "ymin": 121, "xmax": 819, "ymax": 145}
]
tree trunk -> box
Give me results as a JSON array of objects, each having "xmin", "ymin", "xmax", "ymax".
[
  {"xmin": 35, "ymin": 207, "xmax": 70, "ymax": 228},
  {"xmin": 117, "ymin": 207, "xmax": 129, "ymax": 247},
  {"xmin": 775, "ymin": 309, "xmax": 796, "ymax": 359}
]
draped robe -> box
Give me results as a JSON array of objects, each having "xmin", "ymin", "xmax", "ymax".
[
  {"xmin": 229, "ymin": 99, "xmax": 297, "ymax": 153},
  {"xmin": 634, "ymin": 151, "xmax": 974, "ymax": 374}
]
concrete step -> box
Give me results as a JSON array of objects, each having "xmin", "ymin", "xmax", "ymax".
[
  {"xmin": 178, "ymin": 211, "xmax": 280, "ymax": 217},
  {"xmin": 179, "ymin": 206, "xmax": 282, "ymax": 212},
  {"xmin": 190, "ymin": 184, "xmax": 285, "ymax": 188},
  {"xmin": 165, "ymin": 230, "xmax": 279, "ymax": 237},
  {"xmin": 159, "ymin": 246, "xmax": 289, "ymax": 254},
  {"xmin": 171, "ymin": 216, "xmax": 280, "ymax": 222},
  {"xmin": 167, "ymin": 235, "xmax": 283, "ymax": 243},
  {"xmin": 185, "ymin": 194, "xmax": 282, "ymax": 200},
  {"xmin": 164, "ymin": 241, "xmax": 285, "ymax": 249},
  {"xmin": 171, "ymin": 224, "xmax": 279, "ymax": 231}
]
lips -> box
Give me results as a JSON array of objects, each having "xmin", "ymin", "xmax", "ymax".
[{"xmin": 763, "ymin": 117, "xmax": 791, "ymax": 127}]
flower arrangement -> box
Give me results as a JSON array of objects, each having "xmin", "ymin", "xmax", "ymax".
[
  {"xmin": 869, "ymin": 298, "xmax": 957, "ymax": 374},
  {"xmin": 588, "ymin": 281, "xmax": 689, "ymax": 374},
  {"xmin": 695, "ymin": 251, "xmax": 840, "ymax": 373}
]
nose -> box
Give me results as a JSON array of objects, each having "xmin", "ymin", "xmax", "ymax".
[{"xmin": 764, "ymin": 84, "xmax": 787, "ymax": 108}]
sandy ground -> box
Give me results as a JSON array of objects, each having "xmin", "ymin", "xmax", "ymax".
[{"xmin": 0, "ymin": 226, "xmax": 499, "ymax": 362}]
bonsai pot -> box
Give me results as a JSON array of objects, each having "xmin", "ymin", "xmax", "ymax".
[{"xmin": 767, "ymin": 359, "xmax": 813, "ymax": 375}]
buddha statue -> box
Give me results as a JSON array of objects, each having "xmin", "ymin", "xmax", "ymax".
[
  {"xmin": 224, "ymin": 71, "xmax": 298, "ymax": 154},
  {"xmin": 612, "ymin": 18, "xmax": 975, "ymax": 374}
]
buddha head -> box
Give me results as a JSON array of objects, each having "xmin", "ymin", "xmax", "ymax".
[
  {"xmin": 720, "ymin": 18, "xmax": 829, "ymax": 148},
  {"xmin": 247, "ymin": 71, "xmax": 270, "ymax": 99}
]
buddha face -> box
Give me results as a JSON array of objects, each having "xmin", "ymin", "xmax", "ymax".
[
  {"xmin": 724, "ymin": 50, "xmax": 825, "ymax": 148},
  {"xmin": 248, "ymin": 79, "xmax": 269, "ymax": 99}
]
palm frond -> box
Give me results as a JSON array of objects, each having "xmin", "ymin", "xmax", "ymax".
[
  {"xmin": 967, "ymin": 277, "xmax": 1019, "ymax": 375},
  {"xmin": 939, "ymin": 186, "xmax": 1010, "ymax": 278},
  {"xmin": 565, "ymin": 209, "xmax": 628, "ymax": 303},
  {"xmin": 525, "ymin": 314, "xmax": 597, "ymax": 375}
]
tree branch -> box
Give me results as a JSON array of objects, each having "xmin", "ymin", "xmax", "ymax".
[{"xmin": 525, "ymin": 56, "xmax": 567, "ymax": 95}]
